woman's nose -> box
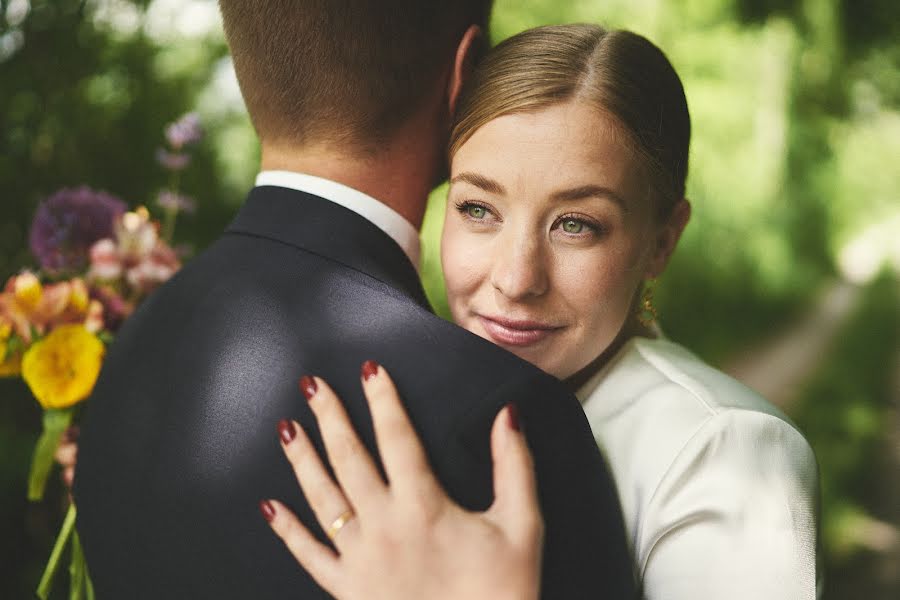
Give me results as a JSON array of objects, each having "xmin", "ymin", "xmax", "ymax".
[{"xmin": 490, "ymin": 234, "xmax": 549, "ymax": 301}]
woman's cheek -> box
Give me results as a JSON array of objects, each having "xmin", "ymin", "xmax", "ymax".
[
  {"xmin": 557, "ymin": 250, "xmax": 633, "ymax": 325},
  {"xmin": 442, "ymin": 227, "xmax": 488, "ymax": 306}
]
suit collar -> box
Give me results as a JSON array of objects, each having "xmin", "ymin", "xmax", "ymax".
[
  {"xmin": 254, "ymin": 171, "xmax": 421, "ymax": 268},
  {"xmin": 226, "ymin": 186, "xmax": 431, "ymax": 310}
]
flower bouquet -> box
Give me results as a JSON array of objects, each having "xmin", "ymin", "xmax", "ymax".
[{"xmin": 1, "ymin": 113, "xmax": 202, "ymax": 599}]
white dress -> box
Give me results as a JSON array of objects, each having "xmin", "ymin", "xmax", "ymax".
[{"xmin": 578, "ymin": 336, "xmax": 820, "ymax": 599}]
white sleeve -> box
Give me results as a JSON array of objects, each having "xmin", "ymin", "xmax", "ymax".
[{"xmin": 638, "ymin": 410, "xmax": 820, "ymax": 600}]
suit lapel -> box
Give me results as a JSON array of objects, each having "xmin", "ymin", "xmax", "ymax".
[{"xmin": 226, "ymin": 186, "xmax": 431, "ymax": 310}]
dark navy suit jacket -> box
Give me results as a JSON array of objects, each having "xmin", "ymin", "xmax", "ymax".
[{"xmin": 74, "ymin": 185, "xmax": 634, "ymax": 599}]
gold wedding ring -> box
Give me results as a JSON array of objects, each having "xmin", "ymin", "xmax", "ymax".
[{"xmin": 326, "ymin": 508, "xmax": 356, "ymax": 541}]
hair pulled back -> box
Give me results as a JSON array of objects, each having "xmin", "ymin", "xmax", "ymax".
[{"xmin": 451, "ymin": 25, "xmax": 690, "ymax": 217}]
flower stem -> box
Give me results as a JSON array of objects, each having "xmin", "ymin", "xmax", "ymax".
[
  {"xmin": 28, "ymin": 408, "xmax": 74, "ymax": 501},
  {"xmin": 36, "ymin": 503, "xmax": 76, "ymax": 600}
]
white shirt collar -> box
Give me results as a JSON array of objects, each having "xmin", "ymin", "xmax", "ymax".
[{"xmin": 254, "ymin": 170, "xmax": 421, "ymax": 269}]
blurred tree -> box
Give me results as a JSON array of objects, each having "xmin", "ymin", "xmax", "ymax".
[
  {"xmin": 2, "ymin": 0, "xmax": 897, "ymax": 596},
  {"xmin": 0, "ymin": 0, "xmax": 233, "ymax": 282},
  {"xmin": 1, "ymin": 1, "xmax": 233, "ymax": 596}
]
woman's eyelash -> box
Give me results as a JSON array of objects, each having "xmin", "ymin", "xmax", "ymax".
[
  {"xmin": 454, "ymin": 202, "xmax": 605, "ymax": 236},
  {"xmin": 454, "ymin": 200, "xmax": 493, "ymax": 219},
  {"xmin": 553, "ymin": 213, "xmax": 603, "ymax": 234}
]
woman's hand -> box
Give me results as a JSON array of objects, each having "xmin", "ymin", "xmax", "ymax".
[
  {"xmin": 261, "ymin": 361, "xmax": 543, "ymax": 600},
  {"xmin": 54, "ymin": 425, "xmax": 79, "ymax": 490}
]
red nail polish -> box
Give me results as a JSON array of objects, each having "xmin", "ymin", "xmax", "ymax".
[
  {"xmin": 277, "ymin": 419, "xmax": 296, "ymax": 444},
  {"xmin": 361, "ymin": 360, "xmax": 379, "ymax": 381},
  {"xmin": 299, "ymin": 376, "xmax": 317, "ymax": 400},
  {"xmin": 506, "ymin": 403, "xmax": 521, "ymax": 432},
  {"xmin": 259, "ymin": 499, "xmax": 276, "ymax": 522}
]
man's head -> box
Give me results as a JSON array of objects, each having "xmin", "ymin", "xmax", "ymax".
[{"xmin": 219, "ymin": 1, "xmax": 492, "ymax": 155}]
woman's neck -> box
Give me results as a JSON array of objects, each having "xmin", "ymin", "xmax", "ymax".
[{"xmin": 564, "ymin": 317, "xmax": 656, "ymax": 394}]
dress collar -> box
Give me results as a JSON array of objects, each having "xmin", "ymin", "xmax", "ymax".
[{"xmin": 255, "ymin": 170, "xmax": 421, "ymax": 269}]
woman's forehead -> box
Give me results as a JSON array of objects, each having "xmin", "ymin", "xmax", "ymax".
[{"xmin": 451, "ymin": 102, "xmax": 644, "ymax": 196}]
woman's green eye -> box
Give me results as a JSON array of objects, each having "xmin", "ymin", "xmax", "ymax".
[
  {"xmin": 466, "ymin": 205, "xmax": 486, "ymax": 219},
  {"xmin": 562, "ymin": 219, "xmax": 584, "ymax": 234}
]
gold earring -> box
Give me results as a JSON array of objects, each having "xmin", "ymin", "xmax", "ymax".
[{"xmin": 638, "ymin": 280, "xmax": 658, "ymax": 327}]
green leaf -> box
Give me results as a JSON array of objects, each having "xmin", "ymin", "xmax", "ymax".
[
  {"xmin": 27, "ymin": 408, "xmax": 74, "ymax": 501},
  {"xmin": 5, "ymin": 332, "xmax": 24, "ymax": 355}
]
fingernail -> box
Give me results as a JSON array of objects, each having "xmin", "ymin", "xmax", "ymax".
[
  {"xmin": 259, "ymin": 499, "xmax": 276, "ymax": 522},
  {"xmin": 299, "ymin": 375, "xmax": 317, "ymax": 400},
  {"xmin": 361, "ymin": 360, "xmax": 379, "ymax": 381},
  {"xmin": 277, "ymin": 419, "xmax": 296, "ymax": 445},
  {"xmin": 506, "ymin": 403, "xmax": 521, "ymax": 432}
]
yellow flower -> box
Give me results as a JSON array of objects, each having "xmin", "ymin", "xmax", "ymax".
[
  {"xmin": 21, "ymin": 324, "xmax": 105, "ymax": 409},
  {"xmin": 0, "ymin": 321, "xmax": 21, "ymax": 377},
  {"xmin": 13, "ymin": 271, "xmax": 43, "ymax": 310}
]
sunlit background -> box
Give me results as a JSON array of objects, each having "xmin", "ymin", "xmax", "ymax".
[{"xmin": 1, "ymin": 0, "xmax": 898, "ymax": 597}]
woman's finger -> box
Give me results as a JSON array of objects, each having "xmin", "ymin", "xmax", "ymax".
[
  {"xmin": 300, "ymin": 375, "xmax": 387, "ymax": 515},
  {"xmin": 260, "ymin": 499, "xmax": 341, "ymax": 596},
  {"xmin": 278, "ymin": 417, "xmax": 355, "ymax": 544},
  {"xmin": 62, "ymin": 466, "xmax": 75, "ymax": 490},
  {"xmin": 54, "ymin": 439, "xmax": 78, "ymax": 468},
  {"xmin": 485, "ymin": 404, "xmax": 543, "ymax": 547},
  {"xmin": 360, "ymin": 362, "xmax": 440, "ymax": 500}
]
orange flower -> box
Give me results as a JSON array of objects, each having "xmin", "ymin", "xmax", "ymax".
[{"xmin": 0, "ymin": 272, "xmax": 103, "ymax": 345}]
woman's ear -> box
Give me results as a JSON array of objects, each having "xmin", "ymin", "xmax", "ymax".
[
  {"xmin": 448, "ymin": 25, "xmax": 483, "ymax": 117},
  {"xmin": 646, "ymin": 198, "xmax": 691, "ymax": 278}
]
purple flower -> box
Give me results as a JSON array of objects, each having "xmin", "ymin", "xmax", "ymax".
[
  {"xmin": 156, "ymin": 190, "xmax": 196, "ymax": 214},
  {"xmin": 164, "ymin": 113, "xmax": 203, "ymax": 149},
  {"xmin": 29, "ymin": 187, "xmax": 126, "ymax": 274},
  {"xmin": 155, "ymin": 148, "xmax": 191, "ymax": 171}
]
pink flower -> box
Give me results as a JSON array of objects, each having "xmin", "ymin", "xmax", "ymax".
[
  {"xmin": 155, "ymin": 148, "xmax": 191, "ymax": 171},
  {"xmin": 164, "ymin": 113, "xmax": 203, "ymax": 149},
  {"xmin": 88, "ymin": 207, "xmax": 181, "ymax": 296},
  {"xmin": 156, "ymin": 191, "xmax": 196, "ymax": 215},
  {"xmin": 89, "ymin": 285, "xmax": 133, "ymax": 332}
]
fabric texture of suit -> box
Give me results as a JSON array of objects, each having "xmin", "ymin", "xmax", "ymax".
[{"xmin": 74, "ymin": 185, "xmax": 634, "ymax": 599}]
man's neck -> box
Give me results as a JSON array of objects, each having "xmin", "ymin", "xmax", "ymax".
[{"xmin": 259, "ymin": 136, "xmax": 439, "ymax": 231}]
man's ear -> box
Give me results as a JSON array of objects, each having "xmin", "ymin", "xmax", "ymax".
[
  {"xmin": 448, "ymin": 25, "xmax": 483, "ymax": 117},
  {"xmin": 646, "ymin": 198, "xmax": 691, "ymax": 278}
]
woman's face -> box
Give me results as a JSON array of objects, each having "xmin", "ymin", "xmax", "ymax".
[{"xmin": 442, "ymin": 101, "xmax": 679, "ymax": 380}]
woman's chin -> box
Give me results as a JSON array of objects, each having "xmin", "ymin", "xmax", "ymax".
[
  {"xmin": 503, "ymin": 346, "xmax": 570, "ymax": 379},
  {"xmin": 461, "ymin": 319, "xmax": 569, "ymax": 378}
]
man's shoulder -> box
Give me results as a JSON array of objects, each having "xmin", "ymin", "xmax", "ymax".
[{"xmin": 114, "ymin": 229, "xmax": 562, "ymax": 400}]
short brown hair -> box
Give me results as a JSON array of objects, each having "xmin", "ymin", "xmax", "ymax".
[
  {"xmin": 451, "ymin": 25, "xmax": 690, "ymax": 217},
  {"xmin": 219, "ymin": 1, "xmax": 492, "ymax": 151}
]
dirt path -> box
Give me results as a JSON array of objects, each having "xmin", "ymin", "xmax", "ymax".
[
  {"xmin": 724, "ymin": 281, "xmax": 860, "ymax": 408},
  {"xmin": 828, "ymin": 351, "xmax": 900, "ymax": 600},
  {"xmin": 723, "ymin": 280, "xmax": 900, "ymax": 599}
]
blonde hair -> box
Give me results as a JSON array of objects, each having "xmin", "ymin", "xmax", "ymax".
[{"xmin": 450, "ymin": 24, "xmax": 691, "ymax": 217}]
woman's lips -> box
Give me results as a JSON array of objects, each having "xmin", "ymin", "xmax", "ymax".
[{"xmin": 477, "ymin": 315, "xmax": 562, "ymax": 347}]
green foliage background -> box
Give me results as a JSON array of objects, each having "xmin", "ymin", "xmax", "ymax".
[{"xmin": 1, "ymin": 0, "xmax": 897, "ymax": 597}]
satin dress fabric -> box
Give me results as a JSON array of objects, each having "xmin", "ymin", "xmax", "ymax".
[
  {"xmin": 73, "ymin": 186, "xmax": 634, "ymax": 599},
  {"xmin": 579, "ymin": 336, "xmax": 821, "ymax": 599}
]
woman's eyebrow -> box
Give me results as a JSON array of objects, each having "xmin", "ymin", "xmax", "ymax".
[
  {"xmin": 449, "ymin": 172, "xmax": 506, "ymax": 195},
  {"xmin": 550, "ymin": 185, "xmax": 629, "ymax": 211}
]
